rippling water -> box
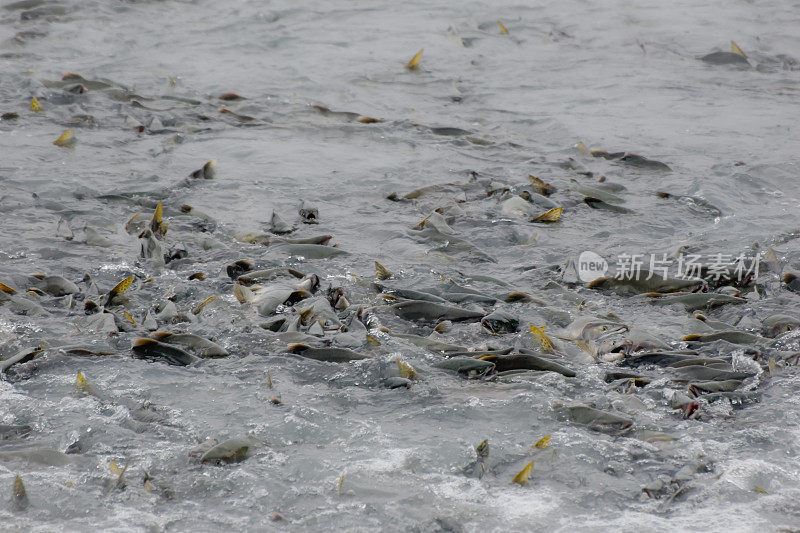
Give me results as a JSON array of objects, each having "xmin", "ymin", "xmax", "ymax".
[{"xmin": 2, "ymin": 0, "xmax": 800, "ymax": 530}]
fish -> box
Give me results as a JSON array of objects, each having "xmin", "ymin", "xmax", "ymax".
[
  {"xmin": 267, "ymin": 243, "xmax": 349, "ymax": 259},
  {"xmin": 200, "ymin": 438, "xmax": 253, "ymax": 465},
  {"xmin": 480, "ymin": 353, "xmax": 576, "ymax": 377},
  {"xmin": 618, "ymin": 153, "xmax": 671, "ymax": 171},
  {"xmin": 688, "ymin": 380, "xmax": 743, "ymax": 394},
  {"xmin": 531, "ymin": 206, "xmax": 563, "ymax": 223},
  {"xmin": 783, "ymin": 273, "xmax": 800, "ymax": 293},
  {"xmin": 646, "ymin": 292, "xmax": 746, "ymax": 311},
  {"xmin": 671, "ymin": 365, "xmax": 755, "ymax": 382},
  {"xmin": 0, "ymin": 449, "xmax": 74, "ymax": 466},
  {"xmin": 511, "ymin": 460, "xmax": 533, "ymax": 486},
  {"xmin": 298, "ymin": 200, "xmax": 318, "ymax": 224},
  {"xmin": 235, "ymin": 282, "xmax": 313, "ymax": 316},
  {"xmin": 107, "ymin": 460, "xmax": 129, "ymax": 490},
  {"xmin": 762, "ymin": 314, "xmax": 800, "ymax": 337},
  {"xmin": 75, "ymin": 372, "xmax": 99, "ymax": 397},
  {"xmin": 480, "ymin": 309, "xmax": 519, "ymax": 334},
  {"xmin": 237, "ymin": 268, "xmax": 306, "ymax": 286},
  {"xmin": 375, "ymin": 262, "xmax": 392, "ymax": 280},
  {"xmin": 588, "ymin": 273, "xmax": 705, "ymax": 295},
  {"xmin": 569, "ymin": 179, "xmax": 626, "ymax": 205},
  {"xmin": 150, "ymin": 332, "xmax": 228, "ymax": 357},
  {"xmin": 0, "ymin": 347, "xmax": 43, "ymax": 373},
  {"xmin": 149, "ymin": 201, "xmax": 167, "ymax": 238},
  {"xmin": 311, "ymin": 104, "xmax": 382, "ymax": 124},
  {"xmin": 406, "ymin": 49, "xmax": 423, "ymax": 70},
  {"xmin": 534, "ymin": 435, "xmax": 550, "ymax": 449},
  {"xmin": 180, "ymin": 205, "xmax": 217, "ymax": 223},
  {"xmin": 28, "ymin": 274, "xmax": 79, "ymax": 296},
  {"xmin": 189, "ymin": 160, "xmax": 216, "ymax": 180},
  {"xmin": 104, "ymin": 276, "xmax": 134, "ymax": 306},
  {"xmin": 387, "ymin": 300, "xmax": 485, "ymax": 323},
  {"xmin": 433, "ymin": 357, "xmax": 495, "ymax": 378},
  {"xmin": 379, "ymin": 327, "xmax": 465, "ymax": 352},
  {"xmin": 565, "ymin": 406, "xmax": 634, "ymax": 432},
  {"xmin": 193, "ymin": 295, "xmax": 217, "ymax": 315},
  {"xmin": 131, "ymin": 338, "xmax": 199, "ymax": 366},
  {"xmin": 529, "ymin": 175, "xmax": 555, "ymax": 196},
  {"xmin": 529, "ymin": 325, "xmax": 557, "ymax": 354},
  {"xmin": 227, "ymin": 259, "xmax": 255, "ymax": 279},
  {"xmin": 584, "ymin": 197, "xmax": 634, "ymax": 214},
  {"xmin": 220, "ymin": 107, "xmax": 256, "ymax": 122},
  {"xmin": 269, "ymin": 211, "xmax": 293, "ymax": 234},
  {"xmin": 397, "ymin": 359, "xmax": 418, "ymax": 379},
  {"xmin": 219, "ymin": 92, "xmax": 245, "ymax": 101},
  {"xmin": 383, "ymin": 377, "xmax": 412, "ymax": 389},
  {"xmin": 700, "ymin": 48, "xmax": 750, "ymax": 66},
  {"xmin": 53, "ymin": 129, "xmax": 76, "ymax": 147},
  {"xmin": 12, "ymin": 475, "xmax": 29, "ymax": 510},
  {"xmin": 683, "ymin": 331, "xmax": 766, "ymax": 345},
  {"xmin": 286, "ymin": 343, "xmax": 369, "ymax": 362},
  {"xmin": 656, "ymin": 192, "xmax": 721, "ymax": 217},
  {"xmin": 559, "ymin": 317, "xmax": 628, "ymax": 342},
  {"xmin": 0, "ymin": 425, "xmax": 32, "ymax": 440}
]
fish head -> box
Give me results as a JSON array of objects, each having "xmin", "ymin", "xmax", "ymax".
[{"xmin": 580, "ymin": 320, "xmax": 629, "ymax": 341}]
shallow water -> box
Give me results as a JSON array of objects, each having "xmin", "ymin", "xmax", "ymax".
[{"xmin": 1, "ymin": 0, "xmax": 800, "ymax": 531}]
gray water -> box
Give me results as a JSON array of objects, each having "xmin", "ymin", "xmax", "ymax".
[{"xmin": 2, "ymin": 0, "xmax": 800, "ymax": 530}]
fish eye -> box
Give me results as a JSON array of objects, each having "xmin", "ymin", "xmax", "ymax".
[{"xmin": 602, "ymin": 326, "xmax": 608, "ymax": 331}]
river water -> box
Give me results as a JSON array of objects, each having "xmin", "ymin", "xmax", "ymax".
[{"xmin": 1, "ymin": 0, "xmax": 800, "ymax": 531}]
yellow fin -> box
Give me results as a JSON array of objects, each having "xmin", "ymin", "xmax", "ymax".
[
  {"xmin": 193, "ymin": 295, "xmax": 217, "ymax": 315},
  {"xmin": 512, "ymin": 460, "xmax": 534, "ymax": 485},
  {"xmin": 150, "ymin": 202, "xmax": 167, "ymax": 237},
  {"xmin": 31, "ymin": 97, "xmax": 42, "ymax": 112},
  {"xmin": 53, "ymin": 129, "xmax": 75, "ymax": 147},
  {"xmin": 109, "ymin": 276, "xmax": 134, "ymax": 298},
  {"xmin": 754, "ymin": 485, "xmax": 767, "ymax": 494},
  {"xmin": 406, "ymin": 49, "xmax": 424, "ymax": 70},
  {"xmin": 366, "ymin": 334, "xmax": 382, "ymax": 345},
  {"xmin": 125, "ymin": 211, "xmax": 142, "ymax": 232},
  {"xmin": 123, "ymin": 311, "xmax": 136, "ymax": 325},
  {"xmin": 575, "ymin": 141, "xmax": 590, "ymax": 154},
  {"xmin": 498, "ymin": 21, "xmax": 509, "ymax": 35},
  {"xmin": 337, "ymin": 473, "xmax": 345, "ymax": 495},
  {"xmin": 233, "ymin": 283, "xmax": 253, "ymax": 304},
  {"xmin": 109, "ymin": 460, "xmax": 121, "ymax": 475},
  {"xmin": 531, "ymin": 207, "xmax": 562, "ymax": 223},
  {"xmin": 397, "ymin": 359, "xmax": 418, "ymax": 379},
  {"xmin": 75, "ymin": 372, "xmax": 96, "ymax": 396},
  {"xmin": 168, "ymin": 76, "xmax": 176, "ymax": 87},
  {"xmin": 115, "ymin": 460, "xmax": 130, "ymax": 487},
  {"xmin": 534, "ymin": 435, "xmax": 551, "ymax": 449},
  {"xmin": 267, "ymin": 371, "xmax": 273, "ymax": 389},
  {"xmin": 768, "ymin": 357, "xmax": 777, "ymax": 377},
  {"xmin": 529, "ymin": 325, "xmax": 555, "ymax": 353},
  {"xmin": 476, "ymin": 439, "xmax": 489, "ymax": 458},
  {"xmin": 731, "ymin": 40, "xmax": 747, "ymax": 58},
  {"xmin": 375, "ymin": 261, "xmax": 392, "ymax": 280},
  {"xmin": 0, "ymin": 282, "xmax": 16, "ymax": 295}
]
